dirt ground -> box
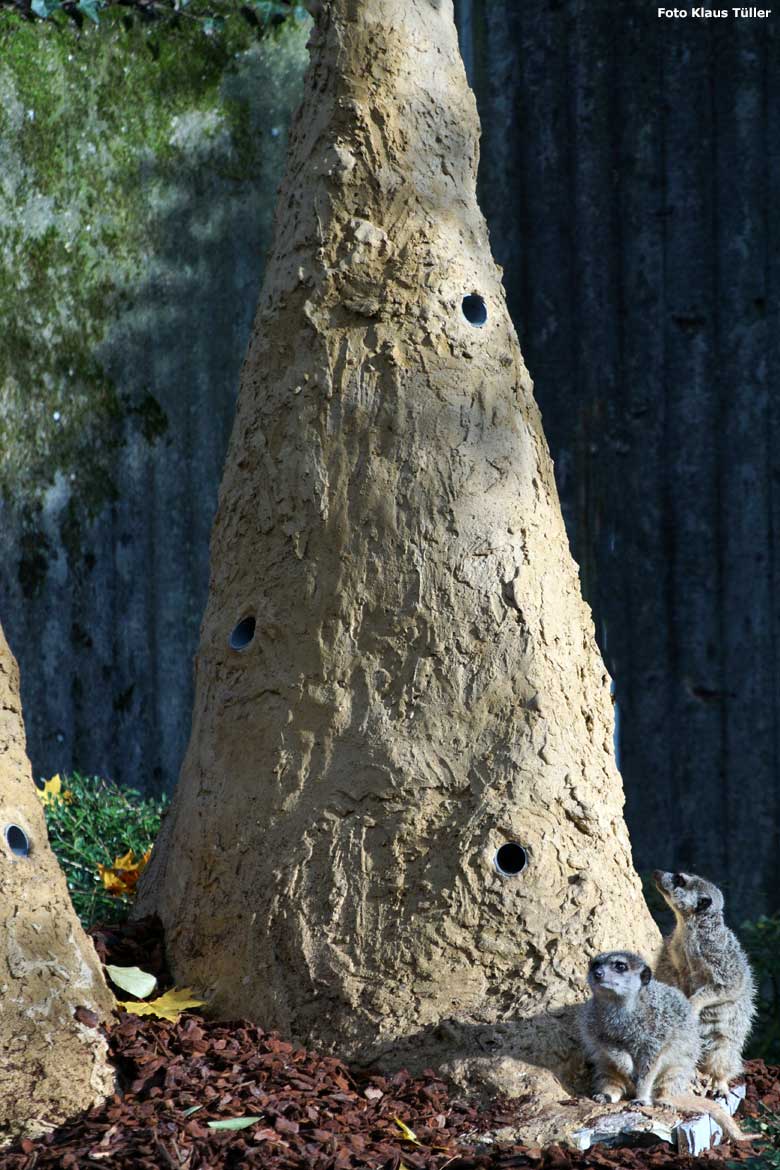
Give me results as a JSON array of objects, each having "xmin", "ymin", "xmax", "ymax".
[{"xmin": 1, "ymin": 917, "xmax": 777, "ymax": 1170}]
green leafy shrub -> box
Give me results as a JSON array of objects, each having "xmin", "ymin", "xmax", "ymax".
[
  {"xmin": 40, "ymin": 772, "xmax": 167, "ymax": 927},
  {"xmin": 729, "ymin": 1108, "xmax": 780, "ymax": 1170},
  {"xmin": 742, "ymin": 913, "xmax": 780, "ymax": 1064}
]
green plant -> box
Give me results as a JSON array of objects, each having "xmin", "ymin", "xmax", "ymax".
[
  {"xmin": 40, "ymin": 771, "xmax": 168, "ymax": 927},
  {"xmin": 742, "ymin": 913, "xmax": 780, "ymax": 1064},
  {"xmin": 4, "ymin": 0, "xmax": 310, "ymax": 32},
  {"xmin": 729, "ymin": 1107, "xmax": 780, "ymax": 1170}
]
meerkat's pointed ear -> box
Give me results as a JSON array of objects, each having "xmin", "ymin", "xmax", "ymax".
[
  {"xmin": 696, "ymin": 896, "xmax": 712, "ymax": 914},
  {"xmin": 640, "ymin": 965, "xmax": 652, "ymax": 985}
]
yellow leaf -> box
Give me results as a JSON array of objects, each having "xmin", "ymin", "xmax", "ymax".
[
  {"xmin": 394, "ymin": 1118, "xmax": 421, "ymax": 1145},
  {"xmin": 97, "ymin": 848, "xmax": 152, "ymax": 896},
  {"xmin": 117, "ymin": 987, "xmax": 206, "ymax": 1022},
  {"xmin": 98, "ymin": 867, "xmax": 130, "ymax": 894},
  {"xmin": 112, "ymin": 848, "xmax": 152, "ymax": 873},
  {"xmin": 37, "ymin": 774, "xmax": 73, "ymax": 806}
]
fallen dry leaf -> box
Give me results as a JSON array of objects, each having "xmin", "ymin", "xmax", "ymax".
[
  {"xmin": 206, "ymin": 1116, "xmax": 263, "ymax": 1131},
  {"xmin": 106, "ymin": 964, "xmax": 157, "ymax": 999},
  {"xmin": 394, "ymin": 1117, "xmax": 421, "ymax": 1145},
  {"xmin": 117, "ymin": 987, "xmax": 206, "ymax": 1022},
  {"xmin": 98, "ymin": 848, "xmax": 152, "ymax": 896},
  {"xmin": 37, "ymin": 773, "xmax": 73, "ymax": 806}
]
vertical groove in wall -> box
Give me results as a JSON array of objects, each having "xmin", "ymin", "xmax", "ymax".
[
  {"xmin": 659, "ymin": 10, "xmax": 675, "ymax": 882},
  {"xmin": 72, "ymin": 512, "xmax": 110, "ymax": 780},
  {"xmin": 662, "ymin": 15, "xmax": 724, "ymax": 879},
  {"xmin": 767, "ymin": 15, "xmax": 780, "ymax": 906},
  {"xmin": 719, "ymin": 17, "xmax": 775, "ymax": 912},
  {"xmin": 606, "ymin": 0, "xmax": 627, "ymax": 745},
  {"xmin": 618, "ymin": 6, "xmax": 671, "ymax": 870},
  {"xmin": 453, "ymin": 0, "xmax": 475, "ymax": 86},
  {"xmin": 511, "ymin": 0, "xmax": 574, "ymax": 537},
  {"xmin": 712, "ymin": 18, "xmax": 729, "ymax": 908},
  {"xmin": 122, "ymin": 435, "xmax": 155, "ymax": 788},
  {"xmin": 474, "ymin": 0, "xmax": 519, "ymax": 299}
]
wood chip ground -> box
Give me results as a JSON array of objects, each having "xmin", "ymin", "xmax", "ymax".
[{"xmin": 1, "ymin": 917, "xmax": 776, "ymax": 1170}]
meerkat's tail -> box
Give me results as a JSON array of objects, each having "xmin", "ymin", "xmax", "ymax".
[{"xmin": 664, "ymin": 1093, "xmax": 745, "ymax": 1143}]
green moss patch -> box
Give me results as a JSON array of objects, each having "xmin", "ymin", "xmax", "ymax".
[{"xmin": 0, "ymin": 9, "xmax": 307, "ymax": 555}]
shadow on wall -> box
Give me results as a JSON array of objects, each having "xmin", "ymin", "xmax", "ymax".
[{"xmin": 0, "ymin": 15, "xmax": 309, "ymax": 793}]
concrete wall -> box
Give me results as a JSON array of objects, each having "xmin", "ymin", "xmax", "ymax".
[
  {"xmin": 0, "ymin": 12, "xmax": 309, "ymax": 794},
  {"xmin": 457, "ymin": 0, "xmax": 780, "ymax": 919},
  {"xmin": 1, "ymin": 2, "xmax": 777, "ymax": 921}
]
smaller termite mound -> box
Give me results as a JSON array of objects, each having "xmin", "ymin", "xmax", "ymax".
[{"xmin": 0, "ymin": 623, "xmax": 115, "ymax": 1142}]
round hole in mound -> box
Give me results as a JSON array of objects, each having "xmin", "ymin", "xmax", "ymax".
[
  {"xmin": 462, "ymin": 293, "xmax": 488, "ymax": 327},
  {"xmin": 5, "ymin": 824, "xmax": 30, "ymax": 858},
  {"xmin": 229, "ymin": 615, "xmax": 256, "ymax": 651},
  {"xmin": 494, "ymin": 842, "xmax": 528, "ymax": 876}
]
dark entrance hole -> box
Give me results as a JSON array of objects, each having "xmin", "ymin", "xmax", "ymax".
[
  {"xmin": 230, "ymin": 615, "xmax": 256, "ymax": 651},
  {"xmin": 5, "ymin": 824, "xmax": 30, "ymax": 858},
  {"xmin": 462, "ymin": 293, "xmax": 487, "ymax": 327},
  {"xmin": 494, "ymin": 841, "xmax": 527, "ymax": 876}
]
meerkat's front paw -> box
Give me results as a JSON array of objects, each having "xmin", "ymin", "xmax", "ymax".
[
  {"xmin": 700, "ymin": 1073, "xmax": 729, "ymax": 1097},
  {"xmin": 593, "ymin": 1091, "xmax": 621, "ymax": 1104},
  {"xmin": 630, "ymin": 1097, "xmax": 652, "ymax": 1107}
]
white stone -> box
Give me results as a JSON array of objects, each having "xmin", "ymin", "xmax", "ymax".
[{"xmin": 675, "ymin": 1114, "xmax": 723, "ymax": 1155}]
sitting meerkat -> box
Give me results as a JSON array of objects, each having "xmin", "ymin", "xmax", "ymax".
[
  {"xmin": 654, "ymin": 870, "xmax": 756, "ymax": 1095},
  {"xmin": 580, "ymin": 950, "xmax": 701, "ymax": 1105},
  {"xmin": 579, "ymin": 950, "xmax": 742, "ymax": 1141}
]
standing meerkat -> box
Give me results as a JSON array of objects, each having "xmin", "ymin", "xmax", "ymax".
[
  {"xmin": 579, "ymin": 950, "xmax": 743, "ymax": 1141},
  {"xmin": 653, "ymin": 870, "xmax": 756, "ymax": 1095}
]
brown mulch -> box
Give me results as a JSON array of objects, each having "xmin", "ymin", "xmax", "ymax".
[
  {"xmin": 91, "ymin": 916, "xmax": 171, "ymax": 990},
  {"xmin": 1, "ymin": 918, "xmax": 777, "ymax": 1170},
  {"xmin": 744, "ymin": 1060, "xmax": 780, "ymax": 1119}
]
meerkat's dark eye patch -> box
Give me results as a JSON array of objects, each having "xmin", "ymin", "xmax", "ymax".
[
  {"xmin": 672, "ymin": 873, "xmax": 686, "ymax": 888},
  {"xmin": 696, "ymin": 895, "xmax": 712, "ymax": 913},
  {"xmin": 613, "ymin": 960, "xmax": 628, "ymax": 973}
]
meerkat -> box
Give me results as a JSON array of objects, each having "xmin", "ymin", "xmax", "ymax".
[
  {"xmin": 654, "ymin": 870, "xmax": 756, "ymax": 1096},
  {"xmin": 579, "ymin": 950, "xmax": 743, "ymax": 1141}
]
